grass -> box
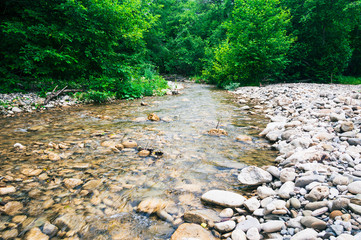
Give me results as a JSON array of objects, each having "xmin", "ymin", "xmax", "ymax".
[{"xmin": 334, "ymin": 75, "xmax": 361, "ymax": 85}]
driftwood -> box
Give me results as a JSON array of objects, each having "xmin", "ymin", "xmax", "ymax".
[{"xmin": 43, "ymin": 85, "xmax": 83, "ymax": 105}]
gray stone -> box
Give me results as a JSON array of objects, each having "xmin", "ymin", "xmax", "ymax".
[
  {"xmin": 348, "ymin": 138, "xmax": 361, "ymax": 146},
  {"xmin": 42, "ymin": 222, "xmax": 58, "ymax": 237},
  {"xmin": 54, "ymin": 213, "xmax": 85, "ymax": 232},
  {"xmin": 236, "ymin": 217, "xmax": 261, "ymax": 232},
  {"xmin": 238, "ymin": 166, "xmax": 273, "ymax": 186},
  {"xmin": 201, "ymin": 190, "xmax": 246, "ymax": 208},
  {"xmin": 300, "ymin": 216, "xmax": 327, "ymax": 230},
  {"xmin": 349, "ymin": 203, "xmax": 361, "ymax": 214},
  {"xmin": 331, "ymin": 198, "xmax": 350, "ymax": 211},
  {"xmin": 290, "ymin": 198, "xmax": 301, "ymax": 209},
  {"xmin": 267, "ymin": 166, "xmax": 280, "ymax": 178},
  {"xmin": 295, "ymin": 175, "xmax": 326, "ymax": 187}
]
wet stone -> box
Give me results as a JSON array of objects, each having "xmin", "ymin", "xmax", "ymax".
[
  {"xmin": 0, "ymin": 186, "xmax": 16, "ymax": 195},
  {"xmin": 25, "ymin": 227, "xmax": 49, "ymax": 240},
  {"xmin": 170, "ymin": 223, "xmax": 218, "ymax": 240}
]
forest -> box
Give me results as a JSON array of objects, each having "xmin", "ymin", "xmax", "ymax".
[{"xmin": 0, "ymin": 0, "xmax": 360, "ymax": 100}]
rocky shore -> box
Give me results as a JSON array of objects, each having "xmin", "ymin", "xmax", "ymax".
[{"xmin": 170, "ymin": 83, "xmax": 361, "ymax": 240}]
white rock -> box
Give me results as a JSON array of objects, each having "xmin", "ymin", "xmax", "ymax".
[
  {"xmin": 257, "ymin": 186, "xmax": 276, "ymax": 199},
  {"xmin": 278, "ymin": 181, "xmax": 295, "ymax": 199},
  {"xmin": 246, "ymin": 227, "xmax": 260, "ymax": 240},
  {"xmin": 231, "ymin": 229, "xmax": 247, "ymax": 240},
  {"xmin": 236, "ymin": 216, "xmax": 261, "ymax": 232},
  {"xmin": 214, "ymin": 220, "xmax": 235, "ymax": 233},
  {"xmin": 219, "ymin": 208, "xmax": 234, "ymax": 218},
  {"xmin": 291, "ymin": 228, "xmax": 318, "ymax": 240},
  {"xmin": 261, "ymin": 220, "xmax": 285, "ymax": 233},
  {"xmin": 201, "ymin": 190, "xmax": 246, "ymax": 208},
  {"xmin": 347, "ymin": 181, "xmax": 361, "ymax": 194},
  {"xmin": 244, "ymin": 197, "xmax": 260, "ymax": 212},
  {"xmin": 238, "ymin": 166, "xmax": 272, "ymax": 186},
  {"xmin": 280, "ymin": 169, "xmax": 297, "ymax": 182},
  {"xmin": 333, "ymin": 176, "xmax": 350, "ymax": 186}
]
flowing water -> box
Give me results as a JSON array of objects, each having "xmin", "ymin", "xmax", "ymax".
[{"xmin": 0, "ymin": 83, "xmax": 277, "ymax": 239}]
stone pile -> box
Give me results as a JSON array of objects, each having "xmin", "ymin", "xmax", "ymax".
[
  {"xmin": 0, "ymin": 93, "xmax": 77, "ymax": 116},
  {"xmin": 170, "ymin": 83, "xmax": 361, "ymax": 239}
]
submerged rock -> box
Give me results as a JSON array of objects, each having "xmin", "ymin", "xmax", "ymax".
[{"xmin": 170, "ymin": 223, "xmax": 218, "ymax": 240}]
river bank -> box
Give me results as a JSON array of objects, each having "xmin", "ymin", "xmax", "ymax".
[
  {"xmin": 0, "ymin": 81, "xmax": 183, "ymax": 117},
  {"xmin": 172, "ymin": 83, "xmax": 361, "ymax": 239}
]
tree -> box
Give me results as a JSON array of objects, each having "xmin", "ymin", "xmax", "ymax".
[{"xmin": 204, "ymin": 0, "xmax": 294, "ymax": 87}]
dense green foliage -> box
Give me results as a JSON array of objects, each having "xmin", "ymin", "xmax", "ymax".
[
  {"xmin": 204, "ymin": 0, "xmax": 294, "ymax": 87},
  {"xmin": 1, "ymin": 0, "xmax": 360, "ymax": 96}
]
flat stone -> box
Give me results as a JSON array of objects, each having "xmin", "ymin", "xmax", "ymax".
[
  {"xmin": 0, "ymin": 186, "xmax": 16, "ymax": 195},
  {"xmin": 349, "ymin": 203, "xmax": 361, "ymax": 214},
  {"xmin": 170, "ymin": 223, "xmax": 218, "ymax": 240},
  {"xmin": 122, "ymin": 140, "xmax": 138, "ymax": 148},
  {"xmin": 4, "ymin": 201, "xmax": 23, "ymax": 216},
  {"xmin": 295, "ymin": 175, "xmax": 326, "ymax": 187},
  {"xmin": 348, "ymin": 181, "xmax": 361, "ymax": 194},
  {"xmin": 201, "ymin": 190, "xmax": 246, "ymax": 208},
  {"xmin": 54, "ymin": 213, "xmax": 85, "ymax": 232},
  {"xmin": 348, "ymin": 138, "xmax": 361, "ymax": 146},
  {"xmin": 261, "ymin": 220, "xmax": 285, "ymax": 233},
  {"xmin": 83, "ymin": 179, "xmax": 103, "ymax": 189},
  {"xmin": 137, "ymin": 198, "xmax": 171, "ymax": 214},
  {"xmin": 238, "ymin": 166, "xmax": 272, "ymax": 186},
  {"xmin": 183, "ymin": 209, "xmax": 221, "ymax": 225},
  {"xmin": 25, "ymin": 227, "xmax": 49, "ymax": 240},
  {"xmin": 236, "ymin": 135, "xmax": 252, "ymax": 142},
  {"xmin": 2, "ymin": 229, "xmax": 18, "ymax": 240},
  {"xmin": 63, "ymin": 178, "xmax": 83, "ymax": 189}
]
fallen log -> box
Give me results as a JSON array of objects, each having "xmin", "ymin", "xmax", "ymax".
[{"xmin": 43, "ymin": 86, "xmax": 83, "ymax": 105}]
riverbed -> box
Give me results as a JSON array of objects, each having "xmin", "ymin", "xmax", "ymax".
[{"xmin": 0, "ymin": 83, "xmax": 277, "ymax": 239}]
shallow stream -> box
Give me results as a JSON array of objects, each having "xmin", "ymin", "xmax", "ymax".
[{"xmin": 0, "ymin": 83, "xmax": 277, "ymax": 239}]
